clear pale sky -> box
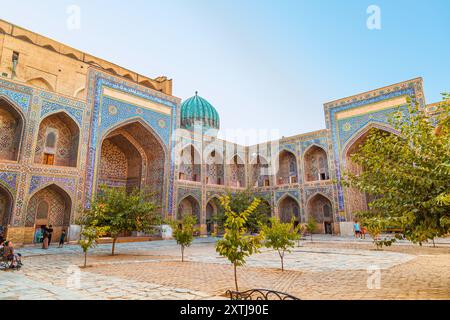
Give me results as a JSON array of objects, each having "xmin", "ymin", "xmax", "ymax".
[{"xmin": 1, "ymin": 0, "xmax": 449, "ymax": 143}]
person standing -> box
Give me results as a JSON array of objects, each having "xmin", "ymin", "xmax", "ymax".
[
  {"xmin": 58, "ymin": 230, "xmax": 66, "ymax": 248},
  {"xmin": 353, "ymin": 221, "xmax": 361, "ymax": 239},
  {"xmin": 42, "ymin": 227, "xmax": 49, "ymax": 249},
  {"xmin": 361, "ymin": 226, "xmax": 367, "ymax": 240},
  {"xmin": 47, "ymin": 225, "xmax": 54, "ymax": 246}
]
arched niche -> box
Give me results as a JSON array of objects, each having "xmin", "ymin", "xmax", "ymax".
[
  {"xmin": 250, "ymin": 155, "xmax": 272, "ymax": 187},
  {"xmin": 178, "ymin": 144, "xmax": 202, "ymax": 183},
  {"xmin": 206, "ymin": 149, "xmax": 224, "ymax": 185},
  {"xmin": 278, "ymin": 195, "xmax": 300, "ymax": 223},
  {"xmin": 276, "ymin": 150, "xmax": 298, "ymax": 185},
  {"xmin": 0, "ymin": 97, "xmax": 24, "ymax": 161},
  {"xmin": 25, "ymin": 184, "xmax": 72, "ymax": 244},
  {"xmin": 34, "ymin": 112, "xmax": 80, "ymax": 168},
  {"xmin": 177, "ymin": 195, "xmax": 201, "ymax": 225},
  {"xmin": 228, "ymin": 154, "xmax": 246, "ymax": 188},
  {"xmin": 304, "ymin": 145, "xmax": 330, "ymax": 182}
]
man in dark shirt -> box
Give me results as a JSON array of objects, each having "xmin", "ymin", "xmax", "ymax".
[{"xmin": 47, "ymin": 225, "xmax": 54, "ymax": 246}]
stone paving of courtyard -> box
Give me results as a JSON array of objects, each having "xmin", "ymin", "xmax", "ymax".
[{"xmin": 1, "ymin": 236, "xmax": 449, "ymax": 300}]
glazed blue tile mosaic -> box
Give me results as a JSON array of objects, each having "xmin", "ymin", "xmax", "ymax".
[
  {"xmin": 0, "ymin": 172, "xmax": 19, "ymax": 194},
  {"xmin": 0, "ymin": 87, "xmax": 31, "ymax": 113},
  {"xmin": 40, "ymin": 101, "xmax": 83, "ymax": 126},
  {"xmin": 29, "ymin": 175, "xmax": 76, "ymax": 195}
]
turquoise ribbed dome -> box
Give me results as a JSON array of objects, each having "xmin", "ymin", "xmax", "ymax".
[{"xmin": 180, "ymin": 92, "xmax": 220, "ymax": 133}]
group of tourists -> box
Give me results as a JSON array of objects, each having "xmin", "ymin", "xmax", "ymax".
[
  {"xmin": 353, "ymin": 221, "xmax": 367, "ymax": 239},
  {"xmin": 37, "ymin": 225, "xmax": 67, "ymax": 249}
]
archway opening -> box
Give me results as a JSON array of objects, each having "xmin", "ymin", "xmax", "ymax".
[
  {"xmin": 178, "ymin": 145, "xmax": 201, "ymax": 182},
  {"xmin": 250, "ymin": 155, "xmax": 271, "ymax": 187},
  {"xmin": 278, "ymin": 196, "xmax": 300, "ymax": 223},
  {"xmin": 344, "ymin": 127, "xmax": 392, "ymax": 217},
  {"xmin": 0, "ymin": 186, "xmax": 13, "ymax": 236},
  {"xmin": 206, "ymin": 197, "xmax": 222, "ymax": 235},
  {"xmin": 25, "ymin": 184, "xmax": 72, "ymax": 244},
  {"xmin": 206, "ymin": 150, "xmax": 224, "ymax": 185},
  {"xmin": 304, "ymin": 145, "xmax": 329, "ymax": 182},
  {"xmin": 0, "ymin": 98, "xmax": 23, "ymax": 161},
  {"xmin": 34, "ymin": 112, "xmax": 80, "ymax": 167},
  {"xmin": 177, "ymin": 196, "xmax": 201, "ymax": 226},
  {"xmin": 229, "ymin": 155, "xmax": 245, "ymax": 188},
  {"xmin": 99, "ymin": 121, "xmax": 166, "ymax": 208},
  {"xmin": 307, "ymin": 194, "xmax": 334, "ymax": 234},
  {"xmin": 276, "ymin": 150, "xmax": 298, "ymax": 185}
]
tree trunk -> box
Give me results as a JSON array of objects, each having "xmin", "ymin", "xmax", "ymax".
[
  {"xmin": 112, "ymin": 238, "xmax": 117, "ymax": 256},
  {"xmin": 278, "ymin": 250, "xmax": 285, "ymax": 272},
  {"xmin": 84, "ymin": 251, "xmax": 87, "ymax": 268},
  {"xmin": 181, "ymin": 246, "xmax": 184, "ymax": 262},
  {"xmin": 432, "ymin": 238, "xmax": 436, "ymax": 248},
  {"xmin": 234, "ymin": 263, "xmax": 239, "ymax": 292},
  {"xmin": 310, "ymin": 233, "xmax": 313, "ymax": 242}
]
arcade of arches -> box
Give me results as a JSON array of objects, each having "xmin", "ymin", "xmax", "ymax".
[
  {"xmin": 98, "ymin": 121, "xmax": 166, "ymax": 206},
  {"xmin": 0, "ymin": 98, "xmax": 23, "ymax": 161},
  {"xmin": 34, "ymin": 112, "xmax": 80, "ymax": 167}
]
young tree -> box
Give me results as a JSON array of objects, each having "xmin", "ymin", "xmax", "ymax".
[
  {"xmin": 216, "ymin": 195, "xmax": 264, "ymax": 291},
  {"xmin": 83, "ymin": 186, "xmax": 160, "ymax": 255},
  {"xmin": 360, "ymin": 217, "xmax": 397, "ymax": 250},
  {"xmin": 168, "ymin": 214, "xmax": 197, "ymax": 262},
  {"xmin": 262, "ymin": 218, "xmax": 304, "ymax": 271},
  {"xmin": 78, "ymin": 226, "xmax": 107, "ymax": 268},
  {"xmin": 346, "ymin": 94, "xmax": 450, "ymax": 245},
  {"xmin": 305, "ymin": 216, "xmax": 317, "ymax": 242},
  {"xmin": 214, "ymin": 190, "xmax": 271, "ymax": 234}
]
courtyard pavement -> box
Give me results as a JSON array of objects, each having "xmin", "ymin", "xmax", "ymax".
[{"xmin": 1, "ymin": 236, "xmax": 449, "ymax": 300}]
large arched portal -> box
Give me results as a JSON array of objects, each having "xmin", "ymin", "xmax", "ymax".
[
  {"xmin": 177, "ymin": 196, "xmax": 201, "ymax": 225},
  {"xmin": 98, "ymin": 121, "xmax": 166, "ymax": 206},
  {"xmin": 278, "ymin": 196, "xmax": 300, "ymax": 223},
  {"xmin": 0, "ymin": 186, "xmax": 13, "ymax": 235},
  {"xmin": 0, "ymin": 97, "xmax": 24, "ymax": 161},
  {"xmin": 25, "ymin": 184, "xmax": 72, "ymax": 243},
  {"xmin": 276, "ymin": 150, "xmax": 298, "ymax": 185},
  {"xmin": 304, "ymin": 145, "xmax": 329, "ymax": 182},
  {"xmin": 307, "ymin": 194, "xmax": 334, "ymax": 234},
  {"xmin": 34, "ymin": 112, "xmax": 80, "ymax": 167},
  {"xmin": 344, "ymin": 126, "xmax": 394, "ymax": 218}
]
